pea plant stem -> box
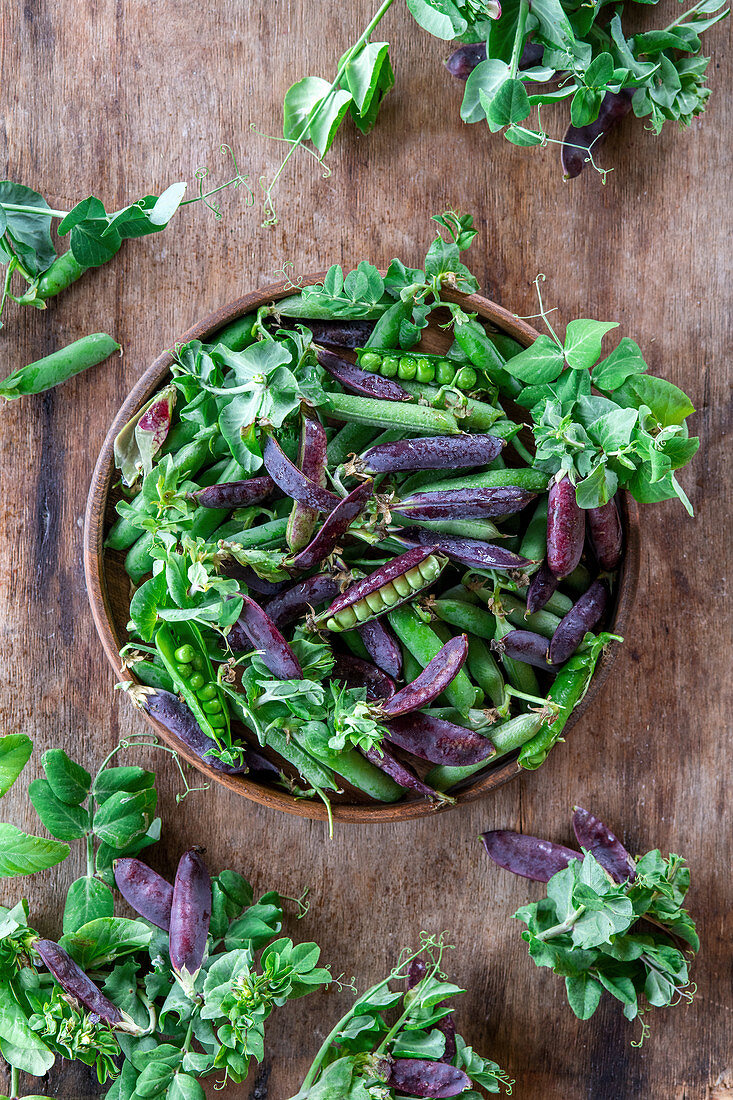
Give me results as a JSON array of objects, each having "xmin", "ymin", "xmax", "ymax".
[
  {"xmin": 536, "ymin": 904, "xmax": 587, "ymax": 940},
  {"xmin": 10, "ymin": 1065, "xmax": 19, "ymax": 1100}
]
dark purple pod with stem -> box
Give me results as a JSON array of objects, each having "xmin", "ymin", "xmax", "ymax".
[
  {"xmin": 34, "ymin": 940, "xmax": 125, "ymax": 1026},
  {"xmin": 396, "ymin": 526, "xmax": 531, "ymax": 572},
  {"xmin": 445, "ymin": 39, "xmax": 543, "ymax": 79},
  {"xmin": 231, "ymin": 593, "xmax": 303, "ymax": 679},
  {"xmin": 265, "ymin": 573, "xmax": 341, "ymax": 627},
  {"xmin": 481, "ymin": 830, "xmax": 580, "ymax": 881},
  {"xmin": 548, "ymin": 580, "xmax": 608, "ymax": 665},
  {"xmin": 114, "ymin": 858, "xmax": 174, "ymax": 931},
  {"xmin": 396, "ymin": 486, "xmax": 536, "ymax": 521},
  {"xmin": 169, "ymin": 848, "xmax": 212, "ymax": 981},
  {"xmin": 386, "ymin": 712, "xmax": 494, "ymax": 767},
  {"xmin": 357, "ymin": 617, "xmax": 402, "ymax": 679},
  {"xmin": 359, "ymin": 433, "xmax": 504, "ymax": 474},
  {"xmin": 190, "ymin": 474, "xmax": 275, "ymax": 509},
  {"xmin": 527, "ymin": 559, "xmax": 560, "ymax": 613},
  {"xmin": 220, "ymin": 561, "xmax": 289, "ymax": 597},
  {"xmin": 143, "ymin": 690, "xmax": 278, "ymax": 777},
  {"xmin": 316, "ymin": 347, "xmax": 410, "ymax": 402},
  {"xmin": 493, "ymin": 629, "xmax": 554, "ymax": 670},
  {"xmin": 406, "ymin": 959, "xmax": 456, "ymax": 1062},
  {"xmin": 332, "ymin": 653, "xmax": 396, "ymax": 700},
  {"xmin": 587, "ymin": 497, "xmax": 623, "ymax": 569},
  {"xmin": 363, "ymin": 744, "xmax": 446, "ymax": 802},
  {"xmin": 263, "ymin": 433, "xmax": 340, "ymax": 513},
  {"xmin": 547, "ymin": 475, "xmax": 585, "ymax": 577},
  {"xmin": 388, "ymin": 1059, "xmax": 471, "ymax": 1097},
  {"xmin": 285, "ymin": 318, "xmax": 376, "ymax": 348},
  {"xmin": 561, "ymin": 89, "xmax": 634, "ymax": 179},
  {"xmin": 288, "ymin": 479, "xmax": 374, "ymax": 571},
  {"xmin": 572, "ymin": 806, "xmax": 636, "ymax": 883},
  {"xmin": 381, "ymin": 635, "xmax": 469, "ymax": 717},
  {"xmin": 287, "ymin": 413, "xmax": 328, "ymax": 552}
]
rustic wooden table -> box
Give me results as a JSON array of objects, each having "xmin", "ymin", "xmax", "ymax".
[{"xmin": 1, "ymin": 2, "xmax": 731, "ymax": 1097}]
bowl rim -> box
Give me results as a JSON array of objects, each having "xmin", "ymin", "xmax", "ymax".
[{"xmin": 84, "ymin": 274, "xmax": 641, "ymax": 824}]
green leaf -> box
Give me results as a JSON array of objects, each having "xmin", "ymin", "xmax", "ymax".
[
  {"xmin": 392, "ymin": 1028, "xmax": 446, "ymax": 1058},
  {"xmin": 41, "ymin": 749, "xmax": 91, "ymax": 805},
  {"xmin": 27, "ymin": 779, "xmax": 89, "ymax": 840},
  {"xmin": 0, "ymin": 735, "xmax": 33, "ymax": 797},
  {"xmin": 575, "ymin": 462, "xmax": 618, "ymax": 508},
  {"xmin": 62, "ymin": 875, "xmax": 114, "ymax": 934},
  {"xmin": 56, "ymin": 195, "xmax": 107, "ymax": 234},
  {"xmin": 167, "ymin": 1075, "xmax": 205, "ymax": 1100},
  {"xmin": 585, "ymin": 52, "xmax": 614, "ymax": 88},
  {"xmin": 69, "ymin": 220, "xmax": 122, "ymax": 267},
  {"xmin": 502, "ymin": 334, "xmax": 564, "ymax": 383},
  {"xmin": 597, "ymin": 971, "xmax": 637, "ymax": 1004},
  {"xmin": 644, "ymin": 968, "xmax": 675, "ymax": 1007},
  {"xmin": 0, "ymin": 824, "xmax": 69, "ymax": 878},
  {"xmin": 483, "ymin": 78, "xmax": 531, "ymax": 131},
  {"xmin": 570, "ymin": 87, "xmax": 604, "ymax": 127},
  {"xmin": 592, "ymin": 337, "xmax": 649, "ymax": 390},
  {"xmin": 93, "ymin": 787, "xmax": 156, "ymax": 849},
  {"xmin": 587, "ymin": 407, "xmax": 639, "ymax": 453},
  {"xmin": 563, "ymin": 319, "xmax": 619, "ymax": 370},
  {"xmin": 0, "ymin": 986, "xmax": 55, "ymax": 1075},
  {"xmin": 0, "ymin": 181, "xmax": 57, "ymax": 276},
  {"xmin": 149, "ymin": 182, "xmax": 187, "ymax": 227},
  {"xmin": 341, "ymin": 41, "xmax": 390, "ymax": 113},
  {"xmin": 282, "ymin": 76, "xmax": 353, "ymax": 155},
  {"xmin": 59, "ymin": 917, "xmax": 152, "ymax": 969},
  {"xmin": 461, "ymin": 59, "xmax": 510, "ymax": 123},
  {"xmin": 405, "ymin": 0, "xmax": 467, "ymax": 39},
  {"xmin": 530, "ymin": 0, "xmax": 576, "ymax": 50},
  {"xmin": 135, "ymin": 1061, "xmax": 176, "ymax": 1097},
  {"xmin": 93, "ymin": 765, "xmax": 156, "ymax": 804},
  {"xmin": 614, "ymin": 374, "xmax": 694, "ymax": 426},
  {"xmin": 565, "ymin": 973, "xmax": 603, "ymax": 1019}
]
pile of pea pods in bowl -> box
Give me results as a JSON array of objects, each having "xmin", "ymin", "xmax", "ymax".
[{"xmin": 85, "ymin": 217, "xmax": 704, "ymax": 824}]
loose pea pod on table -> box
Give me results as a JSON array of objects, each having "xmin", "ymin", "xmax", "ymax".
[{"xmin": 0, "ymin": 331, "xmax": 120, "ymax": 399}]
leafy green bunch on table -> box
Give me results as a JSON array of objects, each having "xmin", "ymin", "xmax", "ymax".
[{"xmin": 106, "ymin": 213, "xmax": 699, "ymax": 822}]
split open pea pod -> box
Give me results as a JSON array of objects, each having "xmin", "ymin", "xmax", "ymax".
[
  {"xmin": 154, "ymin": 621, "xmax": 231, "ymax": 746},
  {"xmin": 316, "ymin": 546, "xmax": 447, "ymax": 631}
]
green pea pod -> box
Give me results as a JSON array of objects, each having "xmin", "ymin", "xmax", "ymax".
[
  {"xmin": 131, "ymin": 658, "xmax": 175, "ymax": 693},
  {"xmin": 365, "ymin": 298, "xmax": 414, "ymax": 349},
  {"xmin": 518, "ymin": 632, "xmax": 622, "ymax": 770},
  {"xmin": 327, "ymin": 422, "xmax": 379, "ymax": 466},
  {"xmin": 466, "ymin": 635, "xmax": 505, "ymax": 708},
  {"xmin": 426, "ymin": 710, "xmax": 545, "ymax": 790},
  {"xmin": 432, "ymin": 599, "xmax": 497, "ymax": 642},
  {"xmin": 519, "ymin": 498, "xmax": 549, "ymax": 562},
  {"xmin": 397, "ymin": 380, "xmax": 502, "ymax": 431},
  {"xmin": 318, "ymin": 390, "xmax": 460, "ymax": 435},
  {"xmin": 499, "ymin": 593, "xmax": 562, "ymax": 639},
  {"xmin": 0, "ymin": 332, "xmax": 120, "ymax": 399},
  {"xmin": 154, "ymin": 622, "xmax": 231, "ymax": 748},
  {"xmin": 388, "ymin": 606, "xmax": 476, "ymax": 714},
  {"xmin": 17, "ymin": 249, "xmax": 88, "ymax": 305},
  {"xmin": 213, "ymin": 312, "xmax": 257, "ymax": 351},
  {"xmin": 424, "ymin": 468, "xmax": 549, "ymax": 494},
  {"xmin": 452, "ymin": 317, "xmax": 523, "ymax": 400},
  {"xmin": 492, "ymin": 614, "xmax": 540, "ymax": 696},
  {"xmin": 294, "ymin": 723, "xmax": 402, "ymax": 802}
]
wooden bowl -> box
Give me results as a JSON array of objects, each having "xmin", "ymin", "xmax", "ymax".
[{"xmin": 84, "ymin": 276, "xmax": 640, "ymax": 823}]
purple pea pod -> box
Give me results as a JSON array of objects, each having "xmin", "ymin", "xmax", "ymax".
[
  {"xmin": 396, "ymin": 486, "xmax": 536, "ymax": 521},
  {"xmin": 573, "ymin": 806, "xmax": 636, "ymax": 883},
  {"xmin": 481, "ymin": 830, "xmax": 580, "ymax": 881},
  {"xmin": 265, "ymin": 574, "xmax": 341, "ymax": 628},
  {"xmin": 220, "ymin": 561, "xmax": 289, "ymax": 597},
  {"xmin": 231, "ymin": 594, "xmax": 303, "ymax": 679},
  {"xmin": 34, "ymin": 940, "xmax": 125, "ymax": 1026},
  {"xmin": 396, "ymin": 526, "xmax": 531, "ymax": 573},
  {"xmin": 406, "ymin": 959, "xmax": 456, "ymax": 1062},
  {"xmin": 287, "ymin": 413, "xmax": 328, "ymax": 552},
  {"xmin": 114, "ymin": 858, "xmax": 174, "ymax": 931},
  {"xmin": 493, "ymin": 629, "xmax": 553, "ymax": 671},
  {"xmin": 548, "ymin": 579, "xmax": 608, "ymax": 665},
  {"xmin": 191, "ymin": 474, "xmax": 275, "ymax": 509},
  {"xmin": 333, "ymin": 653, "xmax": 396, "ymax": 700},
  {"xmin": 388, "ymin": 1059, "xmax": 471, "ymax": 1098},
  {"xmin": 526, "ymin": 559, "xmax": 560, "ymax": 613},
  {"xmin": 381, "ymin": 635, "xmax": 469, "ymax": 718},
  {"xmin": 587, "ymin": 497, "xmax": 623, "ymax": 570},
  {"xmin": 288, "ymin": 479, "xmax": 374, "ymax": 571},
  {"xmin": 359, "ymin": 433, "xmax": 504, "ymax": 475},
  {"xmin": 357, "ymin": 618, "xmax": 402, "ymax": 679},
  {"xmin": 386, "ymin": 712, "xmax": 494, "ymax": 767},
  {"xmin": 114, "ymin": 383, "xmax": 176, "ymax": 488},
  {"xmin": 562, "ymin": 89, "xmax": 634, "ymax": 179},
  {"xmin": 263, "ymin": 433, "xmax": 340, "ymax": 514},
  {"xmin": 282, "ymin": 318, "xmax": 376, "ymax": 348},
  {"xmin": 169, "ymin": 848, "xmax": 211, "ymax": 980},
  {"xmin": 316, "ymin": 347, "xmax": 410, "ymax": 402},
  {"xmin": 445, "ymin": 39, "xmax": 542, "ymax": 79},
  {"xmin": 319, "ymin": 546, "xmax": 446, "ymax": 631},
  {"xmin": 363, "ymin": 744, "xmax": 445, "ymax": 802},
  {"xmin": 547, "ymin": 475, "xmax": 585, "ymax": 577},
  {"xmin": 143, "ymin": 690, "xmax": 278, "ymax": 778}
]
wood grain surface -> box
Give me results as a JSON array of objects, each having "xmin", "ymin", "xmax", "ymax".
[{"xmin": 1, "ymin": 2, "xmax": 731, "ymax": 1097}]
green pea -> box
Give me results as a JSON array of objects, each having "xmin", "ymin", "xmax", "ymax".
[
  {"xmin": 404, "ymin": 566, "xmax": 425, "ymax": 589},
  {"xmin": 208, "ymin": 712, "xmax": 227, "ymax": 729},
  {"xmin": 397, "ymin": 356, "xmax": 417, "ymax": 380},
  {"xmin": 378, "ymin": 582, "xmax": 401, "ymax": 606},
  {"xmin": 392, "ymin": 574, "xmax": 413, "ymax": 598},
  {"xmin": 454, "ymin": 366, "xmax": 478, "ymax": 390},
  {"xmin": 365, "ymin": 591, "xmax": 385, "ymax": 613},
  {"xmin": 196, "ymin": 684, "xmax": 218, "ymax": 701},
  {"xmin": 381, "ymin": 355, "xmax": 399, "ymax": 378},
  {"xmin": 354, "ymin": 600, "xmax": 372, "ymax": 622},
  {"xmin": 188, "ymin": 672, "xmax": 206, "ymax": 691},
  {"xmin": 415, "ymin": 358, "xmax": 435, "ymax": 383},
  {"xmin": 201, "ymin": 699, "xmax": 222, "ymax": 714},
  {"xmin": 176, "ymin": 663, "xmax": 194, "ymax": 681},
  {"xmin": 174, "ymin": 644, "xmax": 196, "ymax": 664},
  {"xmin": 436, "ymin": 361, "xmax": 456, "ymax": 385},
  {"xmin": 417, "ymin": 556, "xmax": 440, "ymax": 581},
  {"xmin": 335, "ymin": 606, "xmax": 358, "ymax": 629},
  {"xmin": 360, "ymin": 351, "xmax": 382, "ymax": 374}
]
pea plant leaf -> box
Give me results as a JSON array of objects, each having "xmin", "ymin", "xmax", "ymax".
[
  {"xmin": 563, "ymin": 320, "xmax": 619, "ymax": 370},
  {"xmin": 0, "ymin": 824, "xmax": 69, "ymax": 878},
  {"xmin": 0, "ymin": 181, "xmax": 57, "ymax": 276},
  {"xmin": 41, "ymin": 749, "xmax": 91, "ymax": 806},
  {"xmin": 59, "ymin": 917, "xmax": 153, "ymax": 969},
  {"xmin": 0, "ymin": 734, "xmax": 33, "ymax": 798},
  {"xmin": 62, "ymin": 875, "xmax": 115, "ymax": 935},
  {"xmin": 405, "ymin": 0, "xmax": 468, "ymax": 39},
  {"xmin": 283, "ymin": 77, "xmax": 353, "ymax": 156},
  {"xmin": 27, "ymin": 779, "xmax": 90, "ymax": 841}
]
